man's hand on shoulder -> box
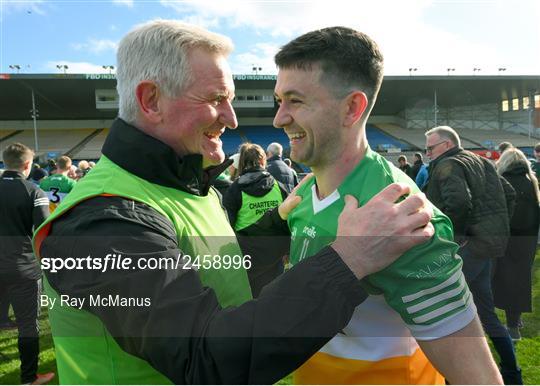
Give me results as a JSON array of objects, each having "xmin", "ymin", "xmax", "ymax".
[{"xmin": 332, "ymin": 183, "xmax": 434, "ymax": 279}]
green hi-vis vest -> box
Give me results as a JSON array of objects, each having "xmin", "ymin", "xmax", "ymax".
[
  {"xmin": 234, "ymin": 181, "xmax": 283, "ymax": 231},
  {"xmin": 33, "ymin": 155, "xmax": 252, "ymax": 384}
]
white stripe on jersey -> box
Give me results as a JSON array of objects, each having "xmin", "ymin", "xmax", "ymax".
[
  {"xmin": 406, "ymin": 275, "xmax": 466, "ymax": 314},
  {"xmin": 401, "ymin": 269, "xmax": 462, "ymax": 303},
  {"xmin": 412, "ymin": 291, "xmax": 472, "ymax": 324},
  {"xmin": 34, "ymin": 198, "xmax": 50, "ymax": 207}
]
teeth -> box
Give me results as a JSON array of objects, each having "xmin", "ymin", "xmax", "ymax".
[{"xmin": 289, "ymin": 133, "xmax": 306, "ymax": 140}]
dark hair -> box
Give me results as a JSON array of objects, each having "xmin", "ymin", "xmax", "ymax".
[
  {"xmin": 238, "ymin": 143, "xmax": 266, "ymax": 176},
  {"xmin": 275, "ymin": 26, "xmax": 384, "ymax": 112},
  {"xmin": 2, "ymin": 143, "xmax": 33, "ymax": 169}
]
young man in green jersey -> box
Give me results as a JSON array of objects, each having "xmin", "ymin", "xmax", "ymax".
[
  {"xmin": 273, "ymin": 26, "xmax": 502, "ymax": 384},
  {"xmin": 39, "ymin": 155, "xmax": 76, "ymax": 212}
]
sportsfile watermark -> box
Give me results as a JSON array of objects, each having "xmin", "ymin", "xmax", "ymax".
[{"xmin": 40, "ymin": 253, "xmax": 252, "ymax": 273}]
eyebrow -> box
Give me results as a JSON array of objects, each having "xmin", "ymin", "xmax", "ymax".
[{"xmin": 274, "ymin": 90, "xmax": 307, "ymax": 99}]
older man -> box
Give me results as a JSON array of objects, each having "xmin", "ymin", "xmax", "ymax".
[
  {"xmin": 424, "ymin": 125, "xmax": 521, "ymax": 384},
  {"xmin": 33, "ymin": 20, "xmax": 434, "ymax": 384}
]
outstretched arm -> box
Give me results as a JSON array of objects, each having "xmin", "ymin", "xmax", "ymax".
[{"xmin": 418, "ymin": 316, "xmax": 502, "ymax": 385}]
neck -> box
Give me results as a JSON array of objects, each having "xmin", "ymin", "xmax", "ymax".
[{"xmin": 312, "ymin": 129, "xmax": 368, "ymax": 199}]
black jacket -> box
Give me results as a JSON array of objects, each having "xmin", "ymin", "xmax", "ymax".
[
  {"xmin": 40, "ymin": 118, "xmax": 368, "ymax": 384},
  {"xmin": 223, "ymin": 167, "xmax": 289, "ymax": 297},
  {"xmin": 410, "ymin": 159, "xmax": 423, "ymax": 180},
  {"xmin": 266, "ymin": 155, "xmax": 298, "ymax": 193},
  {"xmin": 492, "ymin": 165, "xmax": 540, "ymax": 312},
  {"xmin": 425, "ymin": 147, "xmax": 514, "ymax": 259},
  {"xmin": 0, "ymin": 170, "xmax": 49, "ymax": 281}
]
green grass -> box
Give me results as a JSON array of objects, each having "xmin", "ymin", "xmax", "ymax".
[
  {"xmin": 0, "ymin": 309, "xmax": 58, "ymax": 384},
  {"xmin": 1, "ymin": 256, "xmax": 539, "ymax": 384}
]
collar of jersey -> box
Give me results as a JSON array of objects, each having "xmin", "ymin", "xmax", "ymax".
[{"xmin": 309, "ymin": 146, "xmax": 376, "ymax": 214}]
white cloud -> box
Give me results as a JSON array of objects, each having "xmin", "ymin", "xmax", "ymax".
[
  {"xmin": 112, "ymin": 0, "xmax": 133, "ymax": 8},
  {"xmin": 157, "ymin": 0, "xmax": 540, "ymax": 75},
  {"xmin": 72, "ymin": 39, "xmax": 118, "ymax": 55},
  {"xmin": 230, "ymin": 42, "xmax": 280, "ymax": 75}
]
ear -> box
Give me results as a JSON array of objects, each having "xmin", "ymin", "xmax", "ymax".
[
  {"xmin": 342, "ymin": 91, "xmax": 368, "ymax": 128},
  {"xmin": 135, "ymin": 81, "xmax": 162, "ymax": 124}
]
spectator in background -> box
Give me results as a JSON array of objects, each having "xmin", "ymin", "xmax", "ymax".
[
  {"xmin": 416, "ymin": 163, "xmax": 429, "ymax": 190},
  {"xmin": 39, "ymin": 155, "xmax": 76, "ymax": 212},
  {"xmin": 45, "ymin": 159, "xmax": 56, "ymax": 174},
  {"xmin": 29, "ymin": 167, "xmax": 48, "ymax": 187},
  {"xmin": 498, "ymin": 141, "xmax": 513, "ymax": 154},
  {"xmin": 493, "ymin": 148, "xmax": 540, "ymax": 341},
  {"xmin": 424, "ymin": 125, "xmax": 521, "ymax": 384},
  {"xmin": 77, "ymin": 160, "xmax": 90, "ymax": 171},
  {"xmin": 67, "ymin": 164, "xmax": 78, "ymax": 180},
  {"xmin": 88, "ymin": 161, "xmax": 96, "ymax": 168},
  {"xmin": 410, "ymin": 152, "xmax": 424, "ymax": 180},
  {"xmin": 283, "ymin": 158, "xmax": 299, "ymax": 181},
  {"xmin": 223, "ymin": 143, "xmax": 289, "ymax": 297},
  {"xmin": 228, "ymin": 152, "xmax": 240, "ymax": 181},
  {"xmin": 532, "ymin": 143, "xmax": 540, "ymax": 177},
  {"xmin": 266, "ymin": 142, "xmax": 298, "ymax": 192},
  {"xmin": 397, "ymin": 154, "xmax": 412, "ymax": 176},
  {"xmin": 0, "ymin": 143, "xmax": 53, "ymax": 385}
]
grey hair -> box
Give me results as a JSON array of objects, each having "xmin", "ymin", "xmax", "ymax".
[
  {"xmin": 266, "ymin": 142, "xmax": 283, "ymax": 156},
  {"xmin": 425, "ymin": 125, "xmax": 461, "ymax": 147},
  {"xmin": 116, "ymin": 19, "xmax": 234, "ymax": 124},
  {"xmin": 497, "ymin": 147, "xmax": 540, "ymax": 201}
]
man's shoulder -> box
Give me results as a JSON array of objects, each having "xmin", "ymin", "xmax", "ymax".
[{"xmin": 48, "ymin": 195, "xmax": 177, "ymax": 242}]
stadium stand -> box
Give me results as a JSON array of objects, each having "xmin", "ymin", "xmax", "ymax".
[
  {"xmin": 0, "ymin": 129, "xmax": 96, "ymax": 162},
  {"xmin": 375, "ymin": 123, "xmax": 539, "ymax": 152},
  {"xmin": 241, "ymin": 126, "xmax": 290, "ymax": 151},
  {"xmin": 69, "ymin": 128, "xmax": 108, "ymax": 160},
  {"xmin": 366, "ymin": 124, "xmax": 413, "ymax": 151}
]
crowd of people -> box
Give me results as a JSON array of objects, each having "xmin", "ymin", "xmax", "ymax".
[{"xmin": 0, "ymin": 19, "xmax": 538, "ymax": 386}]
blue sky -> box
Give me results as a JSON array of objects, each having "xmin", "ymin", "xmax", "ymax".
[{"xmin": 1, "ymin": 0, "xmax": 539, "ymax": 76}]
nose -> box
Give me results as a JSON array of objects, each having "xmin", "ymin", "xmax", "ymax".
[
  {"xmin": 220, "ymin": 99, "xmax": 238, "ymax": 129},
  {"xmin": 273, "ymin": 103, "xmax": 292, "ymax": 129}
]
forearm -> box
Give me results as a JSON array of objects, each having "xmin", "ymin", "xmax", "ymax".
[
  {"xmin": 418, "ymin": 316, "xmax": 502, "ymax": 385},
  {"xmin": 46, "ymin": 246, "xmax": 366, "ymax": 384}
]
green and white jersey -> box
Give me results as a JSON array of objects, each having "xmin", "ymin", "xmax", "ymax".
[
  {"xmin": 40, "ymin": 174, "xmax": 76, "ymax": 211},
  {"xmin": 288, "ymin": 147, "xmax": 476, "ymax": 339}
]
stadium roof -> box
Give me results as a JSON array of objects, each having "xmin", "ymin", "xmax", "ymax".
[{"xmin": 1, "ymin": 73, "xmax": 539, "ymax": 121}]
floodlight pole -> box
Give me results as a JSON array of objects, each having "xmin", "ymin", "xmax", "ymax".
[
  {"xmin": 528, "ymin": 90, "xmax": 534, "ymax": 139},
  {"xmin": 433, "ymin": 90, "xmax": 438, "ymax": 126},
  {"xmin": 31, "ymin": 89, "xmax": 39, "ymax": 152}
]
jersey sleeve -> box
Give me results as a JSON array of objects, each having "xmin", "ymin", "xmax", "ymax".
[
  {"xmin": 32, "ymin": 187, "xmax": 50, "ymax": 228},
  {"xmin": 363, "ymin": 209, "xmax": 476, "ymax": 340}
]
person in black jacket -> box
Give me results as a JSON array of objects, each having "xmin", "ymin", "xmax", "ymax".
[
  {"xmin": 0, "ymin": 143, "xmax": 53, "ymax": 384},
  {"xmin": 397, "ymin": 155, "xmax": 412, "ymax": 177},
  {"xmin": 224, "ymin": 143, "xmax": 289, "ymax": 297},
  {"xmin": 266, "ymin": 142, "xmax": 299, "ymax": 192},
  {"xmin": 493, "ymin": 148, "xmax": 540, "ymax": 341},
  {"xmin": 35, "ymin": 20, "xmax": 436, "ymax": 384},
  {"xmin": 424, "ymin": 126, "xmax": 522, "ymax": 385},
  {"xmin": 410, "ymin": 152, "xmax": 424, "ymax": 180}
]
